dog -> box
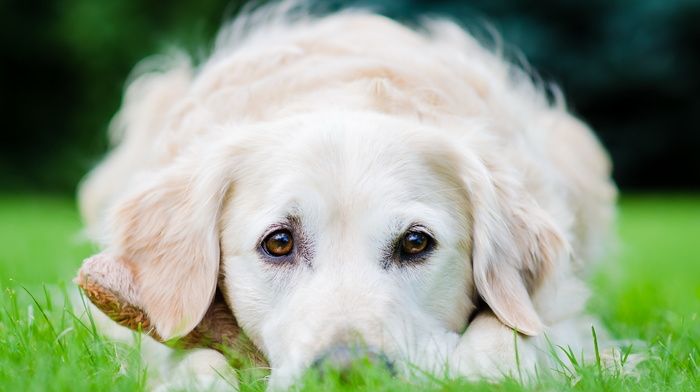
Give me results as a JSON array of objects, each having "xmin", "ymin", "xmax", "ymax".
[{"xmin": 76, "ymin": 4, "xmax": 619, "ymax": 391}]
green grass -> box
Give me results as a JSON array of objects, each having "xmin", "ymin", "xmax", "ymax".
[{"xmin": 0, "ymin": 194, "xmax": 698, "ymax": 391}]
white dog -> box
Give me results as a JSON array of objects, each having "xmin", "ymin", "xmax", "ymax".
[{"xmin": 77, "ymin": 4, "xmax": 618, "ymax": 391}]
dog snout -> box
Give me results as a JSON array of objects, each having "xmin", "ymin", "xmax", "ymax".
[{"xmin": 311, "ymin": 345, "xmax": 395, "ymax": 379}]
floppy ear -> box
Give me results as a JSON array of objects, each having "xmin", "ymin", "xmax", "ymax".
[
  {"xmin": 468, "ymin": 165, "xmax": 569, "ymax": 337},
  {"xmin": 75, "ymin": 254, "xmax": 266, "ymax": 366},
  {"xmin": 97, "ymin": 151, "xmax": 233, "ymax": 340}
]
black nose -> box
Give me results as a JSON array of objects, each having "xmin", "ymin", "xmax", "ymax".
[{"xmin": 311, "ymin": 345, "xmax": 395, "ymax": 380}]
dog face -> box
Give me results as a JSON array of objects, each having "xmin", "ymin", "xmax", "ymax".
[
  {"xmin": 98, "ymin": 110, "xmax": 566, "ymax": 388},
  {"xmin": 218, "ymin": 113, "xmax": 474, "ymax": 386}
]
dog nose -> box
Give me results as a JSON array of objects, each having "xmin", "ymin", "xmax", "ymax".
[{"xmin": 311, "ymin": 345, "xmax": 395, "ymax": 379}]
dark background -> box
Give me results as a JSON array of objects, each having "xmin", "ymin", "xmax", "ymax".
[{"xmin": 2, "ymin": 0, "xmax": 699, "ymax": 194}]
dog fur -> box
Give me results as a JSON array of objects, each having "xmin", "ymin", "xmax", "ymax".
[{"xmin": 77, "ymin": 4, "xmax": 618, "ymax": 390}]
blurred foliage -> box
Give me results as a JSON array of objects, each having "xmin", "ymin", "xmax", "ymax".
[{"xmin": 1, "ymin": 0, "xmax": 698, "ymax": 193}]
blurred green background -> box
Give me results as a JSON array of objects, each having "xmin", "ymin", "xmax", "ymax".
[
  {"xmin": 0, "ymin": 3, "xmax": 698, "ymax": 389},
  {"xmin": 1, "ymin": 0, "xmax": 699, "ymax": 193}
]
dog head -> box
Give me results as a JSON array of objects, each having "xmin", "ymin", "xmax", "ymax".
[{"xmin": 78, "ymin": 110, "xmax": 568, "ymax": 387}]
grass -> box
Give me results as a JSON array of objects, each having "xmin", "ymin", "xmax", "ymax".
[{"xmin": 0, "ymin": 194, "xmax": 698, "ymax": 391}]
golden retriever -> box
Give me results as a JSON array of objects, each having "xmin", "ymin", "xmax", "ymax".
[{"xmin": 76, "ymin": 4, "xmax": 619, "ymax": 391}]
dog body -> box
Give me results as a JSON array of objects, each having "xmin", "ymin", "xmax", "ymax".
[{"xmin": 79, "ymin": 9, "xmax": 616, "ymax": 390}]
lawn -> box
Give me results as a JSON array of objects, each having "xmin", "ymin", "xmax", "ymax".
[{"xmin": 0, "ymin": 194, "xmax": 698, "ymax": 391}]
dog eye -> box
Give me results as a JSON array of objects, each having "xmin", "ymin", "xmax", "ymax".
[
  {"xmin": 263, "ymin": 230, "xmax": 294, "ymax": 257},
  {"xmin": 400, "ymin": 231, "xmax": 431, "ymax": 256}
]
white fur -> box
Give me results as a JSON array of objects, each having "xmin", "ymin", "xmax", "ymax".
[{"xmin": 79, "ymin": 5, "xmax": 617, "ymax": 390}]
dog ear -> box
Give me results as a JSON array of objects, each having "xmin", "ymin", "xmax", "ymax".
[
  {"xmin": 468, "ymin": 165, "xmax": 569, "ymax": 337},
  {"xmin": 75, "ymin": 254, "xmax": 160, "ymax": 339},
  {"xmin": 96, "ymin": 150, "xmax": 233, "ymax": 340},
  {"xmin": 75, "ymin": 254, "xmax": 264, "ymax": 359}
]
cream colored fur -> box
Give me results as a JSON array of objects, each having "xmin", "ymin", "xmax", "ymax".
[{"xmin": 78, "ymin": 5, "xmax": 617, "ymax": 391}]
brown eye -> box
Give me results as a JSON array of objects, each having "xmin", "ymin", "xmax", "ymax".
[
  {"xmin": 263, "ymin": 230, "xmax": 294, "ymax": 257},
  {"xmin": 401, "ymin": 232, "xmax": 429, "ymax": 255}
]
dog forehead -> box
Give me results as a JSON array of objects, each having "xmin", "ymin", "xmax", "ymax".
[
  {"xmin": 251, "ymin": 114, "xmax": 458, "ymax": 186},
  {"xmin": 220, "ymin": 113, "xmax": 469, "ymax": 244},
  {"xmin": 230, "ymin": 114, "xmax": 465, "ymax": 213}
]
